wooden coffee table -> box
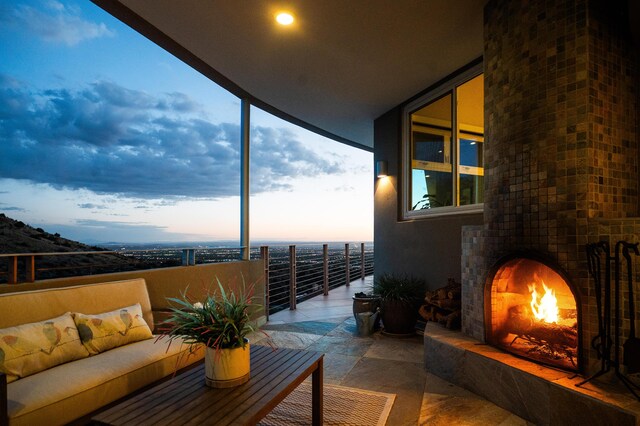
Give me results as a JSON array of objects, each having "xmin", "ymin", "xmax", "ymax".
[{"xmin": 92, "ymin": 345, "xmax": 324, "ymax": 426}]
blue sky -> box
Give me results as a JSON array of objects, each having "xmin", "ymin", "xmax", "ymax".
[{"xmin": 0, "ymin": 0, "xmax": 373, "ymax": 244}]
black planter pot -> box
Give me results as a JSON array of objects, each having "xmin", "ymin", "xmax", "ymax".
[{"xmin": 380, "ymin": 299, "xmax": 420, "ymax": 336}]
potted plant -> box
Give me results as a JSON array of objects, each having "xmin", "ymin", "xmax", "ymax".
[
  {"xmin": 160, "ymin": 278, "xmax": 255, "ymax": 388},
  {"xmin": 373, "ymin": 273, "xmax": 425, "ymax": 336}
]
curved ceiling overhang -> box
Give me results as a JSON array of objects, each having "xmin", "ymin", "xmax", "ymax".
[{"xmin": 92, "ymin": 0, "xmax": 487, "ymax": 150}]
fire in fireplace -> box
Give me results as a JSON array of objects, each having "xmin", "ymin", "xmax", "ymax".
[{"xmin": 484, "ymin": 254, "xmax": 581, "ymax": 371}]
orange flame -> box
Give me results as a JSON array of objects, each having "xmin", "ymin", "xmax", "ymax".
[{"xmin": 528, "ymin": 280, "xmax": 558, "ymax": 323}]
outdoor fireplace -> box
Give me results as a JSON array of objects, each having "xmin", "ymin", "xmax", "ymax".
[
  {"xmin": 455, "ymin": 0, "xmax": 639, "ymax": 377},
  {"xmin": 484, "ymin": 254, "xmax": 581, "ymax": 372}
]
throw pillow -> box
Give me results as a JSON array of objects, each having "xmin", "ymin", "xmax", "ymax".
[
  {"xmin": 73, "ymin": 303, "xmax": 153, "ymax": 354},
  {"xmin": 0, "ymin": 312, "xmax": 89, "ymax": 383}
]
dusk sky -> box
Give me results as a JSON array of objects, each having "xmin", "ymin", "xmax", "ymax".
[{"xmin": 0, "ymin": 0, "xmax": 373, "ymax": 245}]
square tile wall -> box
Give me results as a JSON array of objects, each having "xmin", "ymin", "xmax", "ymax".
[{"xmin": 462, "ymin": 0, "xmax": 639, "ymax": 373}]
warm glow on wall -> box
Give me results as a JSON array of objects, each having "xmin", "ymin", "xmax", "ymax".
[{"xmin": 275, "ymin": 12, "xmax": 294, "ymax": 25}]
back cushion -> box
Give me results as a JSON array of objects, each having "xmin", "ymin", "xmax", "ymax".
[
  {"xmin": 0, "ymin": 279, "xmax": 154, "ymax": 332},
  {"xmin": 0, "ymin": 312, "xmax": 89, "ymax": 383},
  {"xmin": 73, "ymin": 303, "xmax": 153, "ymax": 354}
]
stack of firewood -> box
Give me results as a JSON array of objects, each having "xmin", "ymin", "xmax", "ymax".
[{"xmin": 419, "ymin": 278, "xmax": 461, "ymax": 329}]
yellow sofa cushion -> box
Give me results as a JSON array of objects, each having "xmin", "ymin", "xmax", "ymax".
[
  {"xmin": 0, "ymin": 313, "xmax": 89, "ymax": 383},
  {"xmin": 73, "ymin": 303, "xmax": 153, "ymax": 354}
]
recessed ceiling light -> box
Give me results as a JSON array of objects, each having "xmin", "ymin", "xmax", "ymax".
[{"xmin": 276, "ymin": 12, "xmax": 294, "ymax": 26}]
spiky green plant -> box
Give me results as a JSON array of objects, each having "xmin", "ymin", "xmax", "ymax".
[
  {"xmin": 159, "ymin": 278, "xmax": 255, "ymax": 350},
  {"xmin": 372, "ymin": 273, "xmax": 425, "ymax": 302}
]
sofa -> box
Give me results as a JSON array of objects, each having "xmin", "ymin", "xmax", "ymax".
[{"xmin": 0, "ymin": 278, "xmax": 204, "ymax": 426}]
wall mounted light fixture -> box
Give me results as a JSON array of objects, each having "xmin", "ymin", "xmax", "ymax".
[{"xmin": 376, "ymin": 160, "xmax": 388, "ymax": 178}]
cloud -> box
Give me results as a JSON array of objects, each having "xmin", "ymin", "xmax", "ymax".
[
  {"xmin": 0, "ymin": 75, "xmax": 345, "ymax": 200},
  {"xmin": 0, "ymin": 206, "xmax": 26, "ymax": 212},
  {"xmin": 334, "ymin": 185, "xmax": 356, "ymax": 192},
  {"xmin": 0, "ymin": 1, "xmax": 114, "ymax": 46},
  {"xmin": 77, "ymin": 203, "xmax": 107, "ymax": 210}
]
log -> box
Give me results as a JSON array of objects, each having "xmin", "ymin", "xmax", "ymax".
[
  {"xmin": 435, "ymin": 298, "xmax": 461, "ymax": 310},
  {"xmin": 446, "ymin": 311, "xmax": 461, "ymax": 329},
  {"xmin": 436, "ymin": 310, "xmax": 461, "ymax": 329},
  {"xmin": 424, "ymin": 290, "xmax": 436, "ymax": 304},
  {"xmin": 419, "ymin": 305, "xmax": 432, "ymax": 321},
  {"xmin": 502, "ymin": 303, "xmax": 578, "ymax": 348},
  {"xmin": 447, "ymin": 288, "xmax": 461, "ymax": 300},
  {"xmin": 436, "ymin": 281, "xmax": 460, "ymax": 300},
  {"xmin": 520, "ymin": 323, "xmax": 578, "ymax": 348},
  {"xmin": 436, "ymin": 288, "xmax": 448, "ymax": 300}
]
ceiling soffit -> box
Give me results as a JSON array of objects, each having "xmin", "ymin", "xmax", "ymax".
[{"xmin": 94, "ymin": 0, "xmax": 486, "ymax": 149}]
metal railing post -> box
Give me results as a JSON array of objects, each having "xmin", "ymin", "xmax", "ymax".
[
  {"xmin": 289, "ymin": 245, "xmax": 297, "ymax": 310},
  {"xmin": 360, "ymin": 243, "xmax": 365, "ymax": 279},
  {"xmin": 26, "ymin": 255, "xmax": 35, "ymax": 282},
  {"xmin": 8, "ymin": 256, "xmax": 17, "ymax": 284},
  {"xmin": 345, "ymin": 243, "xmax": 350, "ymax": 286},
  {"xmin": 323, "ymin": 244, "xmax": 329, "ymax": 296},
  {"xmin": 260, "ymin": 246, "xmax": 270, "ymax": 321}
]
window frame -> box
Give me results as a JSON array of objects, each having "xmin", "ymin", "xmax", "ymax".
[{"xmin": 401, "ymin": 63, "xmax": 484, "ymax": 220}]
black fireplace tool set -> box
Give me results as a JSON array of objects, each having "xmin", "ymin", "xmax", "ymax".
[{"xmin": 581, "ymin": 241, "xmax": 640, "ymax": 400}]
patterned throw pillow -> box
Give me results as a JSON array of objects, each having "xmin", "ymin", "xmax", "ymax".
[
  {"xmin": 73, "ymin": 303, "xmax": 153, "ymax": 354},
  {"xmin": 0, "ymin": 312, "xmax": 89, "ymax": 383}
]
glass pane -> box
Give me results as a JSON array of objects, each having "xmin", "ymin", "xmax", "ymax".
[
  {"xmin": 413, "ymin": 132, "xmax": 446, "ymax": 163},
  {"xmin": 457, "ymin": 74, "xmax": 484, "ymax": 205},
  {"xmin": 456, "ymin": 74, "xmax": 484, "ymax": 134},
  {"xmin": 459, "ymin": 174, "xmax": 484, "ymax": 206},
  {"xmin": 411, "ymin": 170, "xmax": 454, "ymax": 210},
  {"xmin": 459, "ymin": 138, "xmax": 483, "ymax": 167},
  {"xmin": 410, "ymin": 94, "xmax": 452, "ymax": 210}
]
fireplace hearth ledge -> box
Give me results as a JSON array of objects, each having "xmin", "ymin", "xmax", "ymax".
[{"xmin": 424, "ymin": 323, "xmax": 640, "ymax": 425}]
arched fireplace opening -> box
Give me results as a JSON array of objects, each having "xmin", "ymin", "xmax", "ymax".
[{"xmin": 485, "ymin": 253, "xmax": 581, "ymax": 372}]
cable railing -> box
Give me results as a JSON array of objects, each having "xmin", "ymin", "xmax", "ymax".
[
  {"xmin": 0, "ymin": 243, "xmax": 374, "ymax": 318},
  {"xmin": 260, "ymin": 243, "xmax": 373, "ymax": 317}
]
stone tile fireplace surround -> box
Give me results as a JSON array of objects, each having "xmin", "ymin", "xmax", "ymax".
[{"xmin": 425, "ymin": 0, "xmax": 640, "ymax": 423}]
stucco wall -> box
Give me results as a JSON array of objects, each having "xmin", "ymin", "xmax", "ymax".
[{"xmin": 373, "ymin": 107, "xmax": 483, "ymax": 290}]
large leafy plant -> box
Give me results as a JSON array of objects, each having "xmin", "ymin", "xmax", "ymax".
[
  {"xmin": 160, "ymin": 278, "xmax": 255, "ymax": 350},
  {"xmin": 373, "ymin": 273, "xmax": 425, "ymax": 302}
]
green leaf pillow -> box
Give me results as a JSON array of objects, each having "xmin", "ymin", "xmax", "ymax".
[
  {"xmin": 0, "ymin": 312, "xmax": 89, "ymax": 383},
  {"xmin": 73, "ymin": 303, "xmax": 153, "ymax": 354}
]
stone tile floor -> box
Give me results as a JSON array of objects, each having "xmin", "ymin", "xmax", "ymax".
[{"xmin": 249, "ymin": 278, "xmax": 529, "ymax": 425}]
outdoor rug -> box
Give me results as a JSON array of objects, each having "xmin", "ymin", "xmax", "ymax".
[{"xmin": 259, "ymin": 382, "xmax": 396, "ymax": 426}]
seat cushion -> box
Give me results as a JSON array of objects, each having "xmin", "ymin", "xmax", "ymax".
[
  {"xmin": 7, "ymin": 337, "xmax": 204, "ymax": 426},
  {"xmin": 0, "ymin": 312, "xmax": 89, "ymax": 383},
  {"xmin": 73, "ymin": 303, "xmax": 153, "ymax": 354}
]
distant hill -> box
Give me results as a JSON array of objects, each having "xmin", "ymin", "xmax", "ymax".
[
  {"xmin": 0, "ymin": 213, "xmax": 105, "ymax": 254},
  {"xmin": 0, "ymin": 214, "xmax": 160, "ymax": 283}
]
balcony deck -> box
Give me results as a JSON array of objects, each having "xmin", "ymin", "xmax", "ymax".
[{"xmin": 253, "ymin": 277, "xmax": 527, "ymax": 425}]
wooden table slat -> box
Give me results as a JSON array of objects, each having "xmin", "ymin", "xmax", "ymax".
[
  {"xmin": 193, "ymin": 351, "xmax": 321, "ymax": 425},
  {"xmin": 172, "ymin": 349, "xmax": 314, "ymax": 425},
  {"xmin": 227, "ymin": 355, "xmax": 323, "ymax": 425},
  {"xmin": 97, "ymin": 364, "xmax": 204, "ymax": 424},
  {"xmin": 143, "ymin": 347, "xmax": 308, "ymax": 426},
  {"xmin": 142, "ymin": 348, "xmax": 306, "ymax": 426},
  {"xmin": 112, "ymin": 374, "xmax": 204, "ymax": 425},
  {"xmin": 91, "ymin": 345, "xmax": 324, "ymax": 426},
  {"xmin": 101, "ymin": 346, "xmax": 283, "ymax": 426}
]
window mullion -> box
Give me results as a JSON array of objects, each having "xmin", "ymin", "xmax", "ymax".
[{"xmin": 453, "ymin": 90, "xmax": 459, "ymax": 207}]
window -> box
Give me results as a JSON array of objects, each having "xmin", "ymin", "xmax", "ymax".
[{"xmin": 403, "ymin": 66, "xmax": 484, "ymax": 218}]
